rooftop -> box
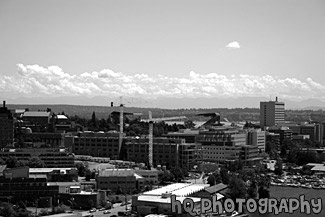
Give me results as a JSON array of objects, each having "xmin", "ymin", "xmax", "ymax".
[
  {"xmin": 23, "ymin": 111, "xmax": 50, "ymax": 117},
  {"xmin": 56, "ymin": 115, "xmax": 68, "ymax": 119},
  {"xmin": 143, "ymin": 183, "xmax": 209, "ymax": 197},
  {"xmin": 204, "ymin": 183, "xmax": 228, "ymax": 194},
  {"xmin": 98, "ymin": 169, "xmax": 134, "ymax": 177},
  {"xmin": 137, "ymin": 195, "xmax": 201, "ymax": 204},
  {"xmin": 29, "ymin": 168, "xmax": 76, "ymax": 174},
  {"xmin": 47, "ymin": 182, "xmax": 80, "ymax": 187}
]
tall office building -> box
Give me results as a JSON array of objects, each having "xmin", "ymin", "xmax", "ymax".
[
  {"xmin": 260, "ymin": 97, "xmax": 285, "ymax": 129},
  {"xmin": 0, "ymin": 101, "xmax": 14, "ymax": 148}
]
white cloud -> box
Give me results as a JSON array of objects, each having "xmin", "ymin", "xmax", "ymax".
[
  {"xmin": 1, "ymin": 64, "xmax": 325, "ymax": 102},
  {"xmin": 226, "ymin": 41, "xmax": 241, "ymax": 49}
]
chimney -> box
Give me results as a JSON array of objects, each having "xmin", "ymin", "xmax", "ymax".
[
  {"xmin": 276, "ymin": 96, "xmax": 278, "ymax": 102},
  {"xmin": 3, "ymin": 101, "xmax": 5, "ymax": 108}
]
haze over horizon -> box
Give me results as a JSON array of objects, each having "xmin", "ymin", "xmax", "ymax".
[{"xmin": 1, "ymin": 0, "xmax": 325, "ymax": 108}]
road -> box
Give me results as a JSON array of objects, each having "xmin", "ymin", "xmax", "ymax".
[{"xmin": 78, "ymin": 201, "xmax": 132, "ymax": 217}]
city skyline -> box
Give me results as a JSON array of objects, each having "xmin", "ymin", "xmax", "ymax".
[{"xmin": 1, "ymin": 0, "xmax": 325, "ymax": 107}]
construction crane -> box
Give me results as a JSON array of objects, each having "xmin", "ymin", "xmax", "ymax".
[
  {"xmin": 110, "ymin": 96, "xmax": 142, "ymax": 158},
  {"xmin": 144, "ymin": 111, "xmax": 187, "ymax": 169}
]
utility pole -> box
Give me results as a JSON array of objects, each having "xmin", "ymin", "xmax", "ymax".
[
  {"xmin": 119, "ymin": 96, "xmax": 124, "ymax": 158},
  {"xmin": 148, "ymin": 111, "xmax": 153, "ymax": 170}
]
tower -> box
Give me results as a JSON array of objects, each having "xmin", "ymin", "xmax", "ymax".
[
  {"xmin": 0, "ymin": 101, "xmax": 14, "ymax": 148},
  {"xmin": 260, "ymin": 97, "xmax": 285, "ymax": 129}
]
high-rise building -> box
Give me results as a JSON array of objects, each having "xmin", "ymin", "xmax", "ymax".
[
  {"xmin": 260, "ymin": 97, "xmax": 285, "ymax": 129},
  {"xmin": 0, "ymin": 101, "xmax": 14, "ymax": 148}
]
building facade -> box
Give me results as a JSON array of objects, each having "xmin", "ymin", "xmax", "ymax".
[
  {"xmin": 65, "ymin": 131, "xmax": 121, "ymax": 159},
  {"xmin": 125, "ymin": 138, "xmax": 200, "ymax": 170},
  {"xmin": 260, "ymin": 97, "xmax": 285, "ymax": 129},
  {"xmin": 0, "ymin": 101, "xmax": 14, "ymax": 148},
  {"xmin": 246, "ymin": 129, "xmax": 266, "ymax": 153},
  {"xmin": 0, "ymin": 148, "xmax": 74, "ymax": 168}
]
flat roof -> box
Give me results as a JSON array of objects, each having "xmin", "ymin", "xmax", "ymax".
[
  {"xmin": 143, "ymin": 183, "xmax": 209, "ymax": 197},
  {"xmin": 29, "ymin": 168, "xmax": 76, "ymax": 173},
  {"xmin": 47, "ymin": 182, "xmax": 80, "ymax": 187},
  {"xmin": 99, "ymin": 169, "xmax": 134, "ymax": 177},
  {"xmin": 138, "ymin": 195, "xmax": 201, "ymax": 204},
  {"xmin": 56, "ymin": 115, "xmax": 68, "ymax": 119},
  {"xmin": 23, "ymin": 111, "xmax": 50, "ymax": 117}
]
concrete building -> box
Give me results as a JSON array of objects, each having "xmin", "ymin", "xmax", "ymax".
[
  {"xmin": 268, "ymin": 126, "xmax": 293, "ymax": 146},
  {"xmin": 22, "ymin": 111, "xmax": 51, "ymax": 126},
  {"xmin": 260, "ymin": 97, "xmax": 285, "ymax": 129},
  {"xmin": 97, "ymin": 169, "xmax": 138, "ymax": 193},
  {"xmin": 22, "ymin": 132, "xmax": 65, "ymax": 147},
  {"xmin": 0, "ymin": 167, "xmax": 59, "ymax": 205},
  {"xmin": 29, "ymin": 168, "xmax": 78, "ymax": 182},
  {"xmin": 134, "ymin": 170, "xmax": 159, "ymax": 185},
  {"xmin": 246, "ymin": 129, "xmax": 266, "ymax": 153},
  {"xmin": 300, "ymin": 123, "xmax": 322, "ymax": 143},
  {"xmin": 0, "ymin": 147, "xmax": 74, "ymax": 168},
  {"xmin": 0, "ymin": 101, "xmax": 14, "ymax": 148},
  {"xmin": 162, "ymin": 129, "xmax": 199, "ymax": 143},
  {"xmin": 65, "ymin": 131, "xmax": 121, "ymax": 159},
  {"xmin": 125, "ymin": 138, "xmax": 200, "ymax": 170},
  {"xmin": 197, "ymin": 127, "xmax": 261, "ymax": 164}
]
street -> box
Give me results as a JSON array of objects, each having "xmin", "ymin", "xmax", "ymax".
[{"xmin": 78, "ymin": 201, "xmax": 132, "ymax": 217}]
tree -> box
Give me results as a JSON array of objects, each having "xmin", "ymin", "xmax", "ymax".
[
  {"xmin": 258, "ymin": 186, "xmax": 270, "ymax": 199},
  {"xmin": 207, "ymin": 174, "xmax": 216, "ymax": 186},
  {"xmin": 220, "ymin": 168, "xmax": 230, "ymax": 184},
  {"xmin": 213, "ymin": 172, "xmax": 222, "ymax": 184},
  {"xmin": 85, "ymin": 169, "xmax": 92, "ymax": 181},
  {"xmin": 75, "ymin": 162, "xmax": 87, "ymax": 177},
  {"xmin": 247, "ymin": 178, "xmax": 258, "ymax": 199},
  {"xmin": 5, "ymin": 156, "xmax": 18, "ymax": 168},
  {"xmin": 228, "ymin": 176, "xmax": 247, "ymax": 200},
  {"xmin": 170, "ymin": 167, "xmax": 184, "ymax": 182},
  {"xmin": 91, "ymin": 111, "xmax": 99, "ymax": 130},
  {"xmin": 0, "ymin": 202, "xmax": 18, "ymax": 217},
  {"xmin": 274, "ymin": 160, "xmax": 283, "ymax": 176},
  {"xmin": 184, "ymin": 120, "xmax": 195, "ymax": 129},
  {"xmin": 158, "ymin": 170, "xmax": 174, "ymax": 184},
  {"xmin": 27, "ymin": 157, "xmax": 45, "ymax": 168}
]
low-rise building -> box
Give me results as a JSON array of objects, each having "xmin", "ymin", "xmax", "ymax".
[
  {"xmin": 97, "ymin": 169, "xmax": 137, "ymax": 193},
  {"xmin": 0, "ymin": 147, "xmax": 74, "ymax": 168},
  {"xmin": 132, "ymin": 183, "xmax": 210, "ymax": 216},
  {"xmin": 65, "ymin": 131, "xmax": 121, "ymax": 159},
  {"xmin": 126, "ymin": 137, "xmax": 200, "ymax": 170}
]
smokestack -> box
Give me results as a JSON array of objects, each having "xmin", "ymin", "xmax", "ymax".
[
  {"xmin": 3, "ymin": 101, "xmax": 5, "ymax": 108},
  {"xmin": 276, "ymin": 96, "xmax": 278, "ymax": 102}
]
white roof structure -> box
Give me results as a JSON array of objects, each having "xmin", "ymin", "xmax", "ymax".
[
  {"xmin": 307, "ymin": 163, "xmax": 325, "ymax": 172},
  {"xmin": 143, "ymin": 183, "xmax": 208, "ymax": 197},
  {"xmin": 138, "ymin": 195, "xmax": 201, "ymax": 204},
  {"xmin": 23, "ymin": 111, "xmax": 50, "ymax": 117},
  {"xmin": 56, "ymin": 115, "xmax": 68, "ymax": 119}
]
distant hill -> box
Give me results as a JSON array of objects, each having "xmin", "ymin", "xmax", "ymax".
[
  {"xmin": 5, "ymin": 96, "xmax": 325, "ymax": 110},
  {"xmin": 6, "ymin": 103, "xmax": 325, "ymax": 123}
]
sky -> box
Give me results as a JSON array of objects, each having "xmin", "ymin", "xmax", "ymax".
[{"xmin": 1, "ymin": 0, "xmax": 325, "ymax": 107}]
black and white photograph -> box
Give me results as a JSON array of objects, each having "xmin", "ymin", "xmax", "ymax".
[{"xmin": 0, "ymin": 0, "xmax": 325, "ymax": 216}]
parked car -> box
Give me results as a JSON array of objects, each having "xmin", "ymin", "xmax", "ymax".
[
  {"xmin": 98, "ymin": 208, "xmax": 106, "ymax": 211},
  {"xmin": 118, "ymin": 211, "xmax": 131, "ymax": 216},
  {"xmin": 89, "ymin": 208, "xmax": 97, "ymax": 213},
  {"xmin": 103, "ymin": 210, "xmax": 111, "ymax": 214}
]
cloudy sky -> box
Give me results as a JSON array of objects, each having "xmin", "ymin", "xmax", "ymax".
[{"xmin": 1, "ymin": 0, "xmax": 325, "ymax": 107}]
